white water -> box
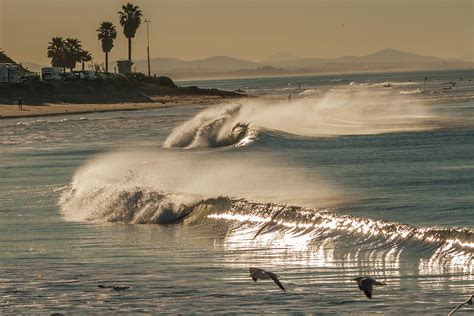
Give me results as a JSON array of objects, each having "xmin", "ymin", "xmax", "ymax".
[
  {"xmin": 165, "ymin": 88, "xmax": 437, "ymax": 148},
  {"xmin": 60, "ymin": 150, "xmax": 343, "ymax": 223}
]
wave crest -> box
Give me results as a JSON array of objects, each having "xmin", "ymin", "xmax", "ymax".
[
  {"xmin": 163, "ymin": 105, "xmax": 254, "ymax": 148},
  {"xmin": 163, "ymin": 88, "xmax": 438, "ymax": 148},
  {"xmin": 60, "ymin": 183, "xmax": 232, "ymax": 224},
  {"xmin": 60, "ymin": 179, "xmax": 473, "ymax": 272}
]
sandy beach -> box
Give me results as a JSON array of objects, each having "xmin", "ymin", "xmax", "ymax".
[{"xmin": 0, "ymin": 95, "xmax": 232, "ymax": 119}]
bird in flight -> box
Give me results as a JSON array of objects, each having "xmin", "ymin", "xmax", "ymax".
[
  {"xmin": 352, "ymin": 277, "xmax": 385, "ymax": 299},
  {"xmin": 249, "ymin": 267, "xmax": 286, "ymax": 292}
]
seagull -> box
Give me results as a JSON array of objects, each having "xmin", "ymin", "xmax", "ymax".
[
  {"xmin": 253, "ymin": 207, "xmax": 285, "ymax": 240},
  {"xmin": 352, "ymin": 277, "xmax": 385, "ymax": 299},
  {"xmin": 249, "ymin": 267, "xmax": 286, "ymax": 292},
  {"xmin": 98, "ymin": 285, "xmax": 130, "ymax": 291},
  {"xmin": 449, "ymin": 294, "xmax": 473, "ymax": 315}
]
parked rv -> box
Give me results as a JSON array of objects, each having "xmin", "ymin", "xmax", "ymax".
[
  {"xmin": 41, "ymin": 67, "xmax": 63, "ymax": 81},
  {"xmin": 0, "ymin": 63, "xmax": 22, "ymax": 83}
]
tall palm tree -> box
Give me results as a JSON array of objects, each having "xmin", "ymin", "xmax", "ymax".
[
  {"xmin": 118, "ymin": 3, "xmax": 143, "ymax": 62},
  {"xmin": 63, "ymin": 38, "xmax": 83, "ymax": 72},
  {"xmin": 47, "ymin": 37, "xmax": 66, "ymax": 71},
  {"xmin": 79, "ymin": 50, "xmax": 92, "ymax": 71},
  {"xmin": 97, "ymin": 21, "xmax": 117, "ymax": 73}
]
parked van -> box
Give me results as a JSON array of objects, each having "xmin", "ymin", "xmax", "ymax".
[
  {"xmin": 0, "ymin": 63, "xmax": 22, "ymax": 83},
  {"xmin": 41, "ymin": 67, "xmax": 63, "ymax": 81}
]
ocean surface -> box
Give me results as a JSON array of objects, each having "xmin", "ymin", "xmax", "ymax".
[{"xmin": 1, "ymin": 69, "xmax": 473, "ymax": 314}]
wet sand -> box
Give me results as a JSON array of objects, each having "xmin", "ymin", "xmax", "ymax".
[{"xmin": 0, "ymin": 95, "xmax": 231, "ymax": 119}]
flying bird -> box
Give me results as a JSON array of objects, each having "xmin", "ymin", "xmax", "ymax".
[
  {"xmin": 253, "ymin": 207, "xmax": 285, "ymax": 240},
  {"xmin": 449, "ymin": 294, "xmax": 473, "ymax": 315},
  {"xmin": 249, "ymin": 267, "xmax": 286, "ymax": 292},
  {"xmin": 352, "ymin": 277, "xmax": 385, "ymax": 299},
  {"xmin": 98, "ymin": 284, "xmax": 130, "ymax": 291}
]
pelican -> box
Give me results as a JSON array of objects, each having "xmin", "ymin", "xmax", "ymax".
[
  {"xmin": 249, "ymin": 267, "xmax": 286, "ymax": 292},
  {"xmin": 352, "ymin": 277, "xmax": 385, "ymax": 299}
]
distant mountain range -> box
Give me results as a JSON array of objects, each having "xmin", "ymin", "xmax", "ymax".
[
  {"xmin": 21, "ymin": 62, "xmax": 45, "ymax": 73},
  {"xmin": 128, "ymin": 48, "xmax": 473, "ymax": 79},
  {"xmin": 459, "ymin": 52, "xmax": 474, "ymax": 63},
  {"xmin": 12, "ymin": 48, "xmax": 473, "ymax": 80}
]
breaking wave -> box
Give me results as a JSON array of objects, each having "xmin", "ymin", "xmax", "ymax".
[
  {"xmin": 60, "ymin": 184, "xmax": 473, "ymax": 273},
  {"xmin": 400, "ymin": 88, "xmax": 425, "ymax": 95},
  {"xmin": 164, "ymin": 88, "xmax": 439, "ymax": 148},
  {"xmin": 163, "ymin": 105, "xmax": 256, "ymax": 148},
  {"xmin": 59, "ymin": 151, "xmax": 473, "ymax": 273}
]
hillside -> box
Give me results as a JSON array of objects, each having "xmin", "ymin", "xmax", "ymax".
[
  {"xmin": 334, "ymin": 48, "xmax": 441, "ymax": 63},
  {"xmin": 130, "ymin": 56, "xmax": 261, "ymax": 76},
  {"xmin": 125, "ymin": 48, "xmax": 473, "ymax": 79},
  {"xmin": 262, "ymin": 53, "xmax": 302, "ymax": 63},
  {"xmin": 0, "ymin": 73, "xmax": 243, "ymax": 105},
  {"xmin": 0, "ymin": 50, "xmax": 31, "ymax": 74}
]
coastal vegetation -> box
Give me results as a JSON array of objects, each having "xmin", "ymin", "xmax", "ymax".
[
  {"xmin": 118, "ymin": 3, "xmax": 143, "ymax": 62},
  {"xmin": 97, "ymin": 22, "xmax": 117, "ymax": 73},
  {"xmin": 47, "ymin": 37, "xmax": 92, "ymax": 72},
  {"xmin": 46, "ymin": 2, "xmax": 143, "ymax": 72}
]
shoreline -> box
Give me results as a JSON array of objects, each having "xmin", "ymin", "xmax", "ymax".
[{"xmin": 0, "ymin": 95, "xmax": 236, "ymax": 119}]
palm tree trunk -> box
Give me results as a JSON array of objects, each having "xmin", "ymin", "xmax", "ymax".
[
  {"xmin": 82, "ymin": 61, "xmax": 85, "ymax": 71},
  {"xmin": 128, "ymin": 37, "xmax": 132, "ymax": 62},
  {"xmin": 105, "ymin": 52, "xmax": 109, "ymax": 73}
]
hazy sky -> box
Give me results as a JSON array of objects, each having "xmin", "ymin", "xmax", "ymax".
[{"xmin": 0, "ymin": 0, "xmax": 473, "ymax": 65}]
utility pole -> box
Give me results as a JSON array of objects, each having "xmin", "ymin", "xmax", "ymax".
[{"xmin": 144, "ymin": 19, "xmax": 151, "ymax": 77}]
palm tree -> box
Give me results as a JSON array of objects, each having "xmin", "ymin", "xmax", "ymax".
[
  {"xmin": 63, "ymin": 38, "xmax": 83, "ymax": 72},
  {"xmin": 79, "ymin": 50, "xmax": 92, "ymax": 71},
  {"xmin": 118, "ymin": 3, "xmax": 143, "ymax": 62},
  {"xmin": 97, "ymin": 21, "xmax": 117, "ymax": 73},
  {"xmin": 47, "ymin": 37, "xmax": 66, "ymax": 71}
]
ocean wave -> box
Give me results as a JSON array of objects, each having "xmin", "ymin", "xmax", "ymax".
[
  {"xmin": 371, "ymin": 81, "xmax": 419, "ymax": 87},
  {"xmin": 400, "ymin": 88, "xmax": 425, "ymax": 95},
  {"xmin": 164, "ymin": 88, "xmax": 438, "ymax": 148},
  {"xmin": 209, "ymin": 199, "xmax": 473, "ymax": 269},
  {"xmin": 12, "ymin": 117, "xmax": 86, "ymax": 127},
  {"xmin": 60, "ymin": 184, "xmax": 228, "ymax": 224},
  {"xmin": 59, "ymin": 150, "xmax": 473, "ymax": 273},
  {"xmin": 60, "ymin": 182, "xmax": 473, "ymax": 272},
  {"xmin": 163, "ymin": 105, "xmax": 256, "ymax": 148},
  {"xmin": 298, "ymin": 88, "xmax": 320, "ymax": 96}
]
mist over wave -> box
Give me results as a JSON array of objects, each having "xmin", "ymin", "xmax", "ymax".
[
  {"xmin": 164, "ymin": 88, "xmax": 438, "ymax": 148},
  {"xmin": 60, "ymin": 151, "xmax": 341, "ymax": 223},
  {"xmin": 59, "ymin": 150, "xmax": 473, "ymax": 272}
]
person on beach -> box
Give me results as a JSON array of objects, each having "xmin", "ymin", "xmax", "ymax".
[
  {"xmin": 288, "ymin": 94, "xmax": 292, "ymax": 102},
  {"xmin": 18, "ymin": 97, "xmax": 23, "ymax": 111}
]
